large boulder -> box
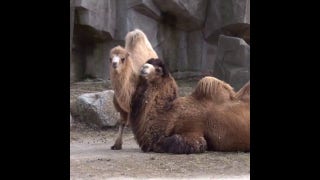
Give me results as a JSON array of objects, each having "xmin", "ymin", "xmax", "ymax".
[
  {"xmin": 73, "ymin": 90, "xmax": 119, "ymax": 128},
  {"xmin": 204, "ymin": 0, "xmax": 250, "ymax": 44},
  {"xmin": 153, "ymin": 0, "xmax": 207, "ymax": 31},
  {"xmin": 213, "ymin": 35, "xmax": 250, "ymax": 91},
  {"xmin": 74, "ymin": 0, "xmax": 116, "ymax": 40},
  {"xmin": 128, "ymin": 0, "xmax": 161, "ymax": 21}
]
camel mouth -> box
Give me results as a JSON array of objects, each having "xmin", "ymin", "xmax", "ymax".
[
  {"xmin": 140, "ymin": 70, "xmax": 148, "ymax": 77},
  {"xmin": 140, "ymin": 63, "xmax": 154, "ymax": 77}
]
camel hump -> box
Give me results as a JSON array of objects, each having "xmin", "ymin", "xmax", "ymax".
[
  {"xmin": 192, "ymin": 76, "xmax": 236, "ymax": 101},
  {"xmin": 235, "ymin": 81, "xmax": 250, "ymax": 101},
  {"xmin": 125, "ymin": 29, "xmax": 154, "ymax": 52}
]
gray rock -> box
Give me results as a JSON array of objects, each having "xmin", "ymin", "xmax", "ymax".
[
  {"xmin": 128, "ymin": 0, "xmax": 161, "ymax": 21},
  {"xmin": 217, "ymin": 35, "xmax": 250, "ymax": 67},
  {"xmin": 74, "ymin": 90, "xmax": 119, "ymax": 128},
  {"xmin": 70, "ymin": 0, "xmax": 250, "ymax": 89},
  {"xmin": 157, "ymin": 25, "xmax": 184, "ymax": 72},
  {"xmin": 153, "ymin": 0, "xmax": 207, "ymax": 31},
  {"xmin": 70, "ymin": 0, "xmax": 76, "ymax": 82},
  {"xmin": 204, "ymin": 0, "xmax": 250, "ymax": 44},
  {"xmin": 70, "ymin": 113, "xmax": 73, "ymax": 127},
  {"xmin": 71, "ymin": 0, "xmax": 118, "ymax": 82},
  {"xmin": 157, "ymin": 29, "xmax": 218, "ymax": 77},
  {"xmin": 213, "ymin": 35, "xmax": 250, "ymax": 91},
  {"xmin": 74, "ymin": 0, "xmax": 116, "ymax": 40},
  {"xmin": 70, "ymin": 0, "xmax": 75, "ymax": 45},
  {"xmin": 114, "ymin": 0, "xmax": 129, "ymax": 40}
]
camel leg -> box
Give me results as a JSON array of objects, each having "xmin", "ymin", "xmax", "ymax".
[
  {"xmin": 111, "ymin": 121, "xmax": 125, "ymax": 150},
  {"xmin": 153, "ymin": 133, "xmax": 207, "ymax": 154},
  {"xmin": 111, "ymin": 96, "xmax": 128, "ymax": 150}
]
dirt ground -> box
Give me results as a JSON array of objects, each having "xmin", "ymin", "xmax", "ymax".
[{"xmin": 70, "ymin": 79, "xmax": 250, "ymax": 180}]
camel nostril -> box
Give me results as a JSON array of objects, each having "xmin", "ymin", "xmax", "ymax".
[
  {"xmin": 140, "ymin": 68, "xmax": 148, "ymax": 76},
  {"xmin": 112, "ymin": 63, "xmax": 117, "ymax": 68}
]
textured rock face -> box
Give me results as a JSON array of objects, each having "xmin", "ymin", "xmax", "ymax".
[
  {"xmin": 213, "ymin": 35, "xmax": 250, "ymax": 91},
  {"xmin": 70, "ymin": 113, "xmax": 73, "ymax": 127},
  {"xmin": 70, "ymin": 0, "xmax": 250, "ymax": 89},
  {"xmin": 70, "ymin": 0, "xmax": 76, "ymax": 82},
  {"xmin": 73, "ymin": 90, "xmax": 119, "ymax": 128},
  {"xmin": 74, "ymin": 0, "xmax": 116, "ymax": 40},
  {"xmin": 204, "ymin": 0, "xmax": 250, "ymax": 44},
  {"xmin": 153, "ymin": 0, "xmax": 207, "ymax": 31},
  {"xmin": 128, "ymin": 0, "xmax": 161, "ymax": 21}
]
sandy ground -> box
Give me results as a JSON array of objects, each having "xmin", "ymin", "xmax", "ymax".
[{"xmin": 70, "ymin": 79, "xmax": 250, "ymax": 180}]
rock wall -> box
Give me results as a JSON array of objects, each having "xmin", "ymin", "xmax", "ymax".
[{"xmin": 70, "ymin": 0, "xmax": 250, "ymax": 89}]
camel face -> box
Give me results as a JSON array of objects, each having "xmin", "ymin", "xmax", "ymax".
[
  {"xmin": 140, "ymin": 59, "xmax": 167, "ymax": 82},
  {"xmin": 140, "ymin": 63, "xmax": 155, "ymax": 78},
  {"xmin": 109, "ymin": 54, "xmax": 126, "ymax": 72},
  {"xmin": 140, "ymin": 62, "xmax": 165, "ymax": 82}
]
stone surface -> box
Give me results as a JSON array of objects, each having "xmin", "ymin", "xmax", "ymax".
[
  {"xmin": 217, "ymin": 35, "xmax": 250, "ymax": 67},
  {"xmin": 70, "ymin": 0, "xmax": 250, "ymax": 86},
  {"xmin": 204, "ymin": 0, "xmax": 250, "ymax": 44},
  {"xmin": 74, "ymin": 90, "xmax": 119, "ymax": 128},
  {"xmin": 153, "ymin": 0, "xmax": 207, "ymax": 31},
  {"xmin": 70, "ymin": 113, "xmax": 73, "ymax": 127},
  {"xmin": 157, "ymin": 29, "xmax": 218, "ymax": 76},
  {"xmin": 213, "ymin": 35, "xmax": 250, "ymax": 91},
  {"xmin": 74, "ymin": 0, "xmax": 116, "ymax": 40},
  {"xmin": 128, "ymin": 0, "xmax": 161, "ymax": 21},
  {"xmin": 71, "ymin": 0, "xmax": 75, "ymax": 82},
  {"xmin": 126, "ymin": 9, "xmax": 160, "ymax": 49}
]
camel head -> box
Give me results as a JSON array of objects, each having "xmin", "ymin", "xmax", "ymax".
[
  {"xmin": 139, "ymin": 58, "xmax": 169, "ymax": 82},
  {"xmin": 109, "ymin": 46, "xmax": 130, "ymax": 73}
]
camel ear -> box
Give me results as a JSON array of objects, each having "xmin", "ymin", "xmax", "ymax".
[
  {"xmin": 126, "ymin": 52, "xmax": 130, "ymax": 58},
  {"xmin": 159, "ymin": 62, "xmax": 169, "ymax": 77}
]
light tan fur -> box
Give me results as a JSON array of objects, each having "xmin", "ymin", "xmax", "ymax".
[
  {"xmin": 109, "ymin": 29, "xmax": 159, "ymax": 150},
  {"xmin": 125, "ymin": 29, "xmax": 158, "ymax": 74},
  {"xmin": 235, "ymin": 81, "xmax": 250, "ymax": 103}
]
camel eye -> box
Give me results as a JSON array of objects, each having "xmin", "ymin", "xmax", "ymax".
[
  {"xmin": 121, "ymin": 58, "xmax": 125, "ymax": 62},
  {"xmin": 156, "ymin": 68, "xmax": 161, "ymax": 73},
  {"xmin": 109, "ymin": 58, "xmax": 112, "ymax": 62}
]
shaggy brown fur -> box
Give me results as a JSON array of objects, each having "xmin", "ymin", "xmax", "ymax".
[
  {"xmin": 130, "ymin": 59, "xmax": 250, "ymax": 154},
  {"xmin": 130, "ymin": 58, "xmax": 179, "ymax": 152},
  {"xmin": 109, "ymin": 29, "xmax": 158, "ymax": 150}
]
